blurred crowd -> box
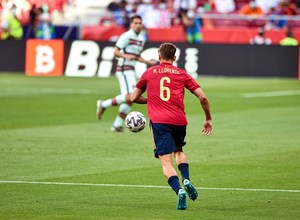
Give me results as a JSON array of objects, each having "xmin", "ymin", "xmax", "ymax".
[
  {"xmin": 0, "ymin": 0, "xmax": 299, "ymax": 44},
  {"xmin": 104, "ymin": 0, "xmax": 300, "ymax": 28},
  {"xmin": 0, "ymin": 0, "xmax": 73, "ymax": 40},
  {"xmin": 103, "ymin": 0, "xmax": 300, "ymax": 43}
]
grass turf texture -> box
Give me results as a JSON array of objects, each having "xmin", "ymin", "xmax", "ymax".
[{"xmin": 0, "ymin": 74, "xmax": 299, "ymax": 219}]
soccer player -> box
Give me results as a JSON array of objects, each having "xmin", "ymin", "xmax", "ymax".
[
  {"xmin": 96, "ymin": 15, "xmax": 156, "ymax": 132},
  {"xmin": 130, "ymin": 42, "xmax": 213, "ymax": 210}
]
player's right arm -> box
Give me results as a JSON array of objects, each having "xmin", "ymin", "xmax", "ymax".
[
  {"xmin": 114, "ymin": 47, "xmax": 137, "ymax": 60},
  {"xmin": 114, "ymin": 32, "xmax": 136, "ymax": 60},
  {"xmin": 130, "ymin": 88, "xmax": 147, "ymax": 104},
  {"xmin": 193, "ymin": 87, "xmax": 213, "ymax": 136}
]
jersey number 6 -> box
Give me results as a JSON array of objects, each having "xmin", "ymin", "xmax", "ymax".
[{"xmin": 160, "ymin": 77, "xmax": 170, "ymax": 101}]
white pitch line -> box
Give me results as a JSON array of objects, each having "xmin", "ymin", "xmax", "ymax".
[
  {"xmin": 0, "ymin": 180, "xmax": 299, "ymax": 193},
  {"xmin": 243, "ymin": 90, "xmax": 300, "ymax": 98},
  {"xmin": 28, "ymin": 88, "xmax": 95, "ymax": 94},
  {"xmin": 1, "ymin": 88, "xmax": 99, "ymax": 94}
]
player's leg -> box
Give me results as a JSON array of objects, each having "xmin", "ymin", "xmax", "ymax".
[
  {"xmin": 172, "ymin": 125, "xmax": 189, "ymax": 181},
  {"xmin": 159, "ymin": 154, "xmax": 178, "ymax": 180},
  {"xmin": 159, "ymin": 154, "xmax": 181, "ymax": 194},
  {"xmin": 174, "ymin": 151, "xmax": 189, "ymax": 180},
  {"xmin": 173, "ymin": 126, "xmax": 198, "ymax": 201},
  {"xmin": 101, "ymin": 94, "xmax": 129, "ymax": 108},
  {"xmin": 111, "ymin": 103, "xmax": 131, "ymax": 131},
  {"xmin": 111, "ymin": 70, "xmax": 136, "ymax": 131},
  {"xmin": 96, "ymin": 70, "xmax": 130, "ymax": 120},
  {"xmin": 96, "ymin": 70, "xmax": 133, "ymax": 121},
  {"xmin": 96, "ymin": 94, "xmax": 131, "ymax": 120},
  {"xmin": 174, "ymin": 151, "xmax": 198, "ymax": 200},
  {"xmin": 152, "ymin": 123, "xmax": 187, "ymax": 210},
  {"xmin": 159, "ymin": 154, "xmax": 187, "ymax": 210}
]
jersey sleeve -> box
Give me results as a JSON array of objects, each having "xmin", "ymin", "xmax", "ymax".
[
  {"xmin": 185, "ymin": 73, "xmax": 200, "ymax": 93},
  {"xmin": 115, "ymin": 32, "xmax": 129, "ymax": 50}
]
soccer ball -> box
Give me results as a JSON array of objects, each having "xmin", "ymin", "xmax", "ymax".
[{"xmin": 125, "ymin": 111, "xmax": 146, "ymax": 132}]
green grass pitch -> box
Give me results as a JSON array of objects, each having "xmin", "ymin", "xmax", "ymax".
[{"xmin": 0, "ymin": 73, "xmax": 299, "ymax": 219}]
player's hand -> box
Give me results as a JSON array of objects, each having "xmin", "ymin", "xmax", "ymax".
[
  {"xmin": 125, "ymin": 54, "xmax": 137, "ymax": 60},
  {"xmin": 148, "ymin": 59, "xmax": 159, "ymax": 66},
  {"xmin": 202, "ymin": 120, "xmax": 213, "ymax": 136}
]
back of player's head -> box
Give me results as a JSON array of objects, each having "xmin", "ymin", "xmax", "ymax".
[
  {"xmin": 158, "ymin": 43, "xmax": 176, "ymax": 61},
  {"xmin": 130, "ymin": 15, "xmax": 142, "ymax": 23}
]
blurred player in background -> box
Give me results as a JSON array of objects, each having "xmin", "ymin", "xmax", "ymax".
[
  {"xmin": 96, "ymin": 15, "xmax": 156, "ymax": 132},
  {"xmin": 131, "ymin": 42, "xmax": 213, "ymax": 210}
]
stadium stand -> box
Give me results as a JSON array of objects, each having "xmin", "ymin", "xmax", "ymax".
[
  {"xmin": 235, "ymin": 0, "xmax": 250, "ymax": 10},
  {"xmin": 1, "ymin": 0, "xmax": 300, "ymax": 43}
]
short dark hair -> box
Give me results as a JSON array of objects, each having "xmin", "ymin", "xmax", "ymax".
[
  {"xmin": 130, "ymin": 15, "xmax": 142, "ymax": 23},
  {"xmin": 158, "ymin": 43, "xmax": 176, "ymax": 61}
]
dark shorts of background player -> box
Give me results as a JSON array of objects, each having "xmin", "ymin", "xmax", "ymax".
[{"xmin": 151, "ymin": 122, "xmax": 187, "ymax": 159}]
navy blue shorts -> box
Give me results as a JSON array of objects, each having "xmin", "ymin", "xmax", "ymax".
[{"xmin": 151, "ymin": 122, "xmax": 187, "ymax": 158}]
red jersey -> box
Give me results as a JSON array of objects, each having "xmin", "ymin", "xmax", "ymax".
[{"xmin": 135, "ymin": 62, "xmax": 200, "ymax": 125}]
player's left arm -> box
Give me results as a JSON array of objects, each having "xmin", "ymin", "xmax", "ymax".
[
  {"xmin": 136, "ymin": 56, "xmax": 157, "ymax": 66},
  {"xmin": 193, "ymin": 87, "xmax": 213, "ymax": 136},
  {"xmin": 131, "ymin": 88, "xmax": 147, "ymax": 104}
]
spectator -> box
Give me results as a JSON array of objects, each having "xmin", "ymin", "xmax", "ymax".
[
  {"xmin": 136, "ymin": 0, "xmax": 157, "ymax": 28},
  {"xmin": 279, "ymin": 0, "xmax": 297, "ymax": 15},
  {"xmin": 265, "ymin": 0, "xmax": 297, "ymax": 30},
  {"xmin": 173, "ymin": 0, "xmax": 201, "ymax": 43},
  {"xmin": 67, "ymin": 0, "xmax": 76, "ymax": 6},
  {"xmin": 152, "ymin": 0, "xmax": 172, "ymax": 28},
  {"xmin": 295, "ymin": 0, "xmax": 300, "ymax": 12},
  {"xmin": 255, "ymin": 0, "xmax": 281, "ymax": 14},
  {"xmin": 107, "ymin": 0, "xmax": 120, "ymax": 11},
  {"xmin": 25, "ymin": 4, "xmax": 39, "ymax": 38},
  {"xmin": 1, "ymin": 3, "xmax": 23, "ymax": 40},
  {"xmin": 250, "ymin": 27, "xmax": 272, "ymax": 45},
  {"xmin": 280, "ymin": 28, "xmax": 299, "ymax": 46},
  {"xmin": 173, "ymin": 0, "xmax": 197, "ymax": 12},
  {"xmin": 107, "ymin": 0, "xmax": 130, "ymax": 28},
  {"xmin": 181, "ymin": 9, "xmax": 202, "ymax": 43},
  {"xmin": 36, "ymin": 4, "xmax": 56, "ymax": 39},
  {"xmin": 51, "ymin": 0, "xmax": 67, "ymax": 20},
  {"xmin": 239, "ymin": 0, "xmax": 263, "ymax": 15},
  {"xmin": 213, "ymin": 0, "xmax": 236, "ymax": 14}
]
